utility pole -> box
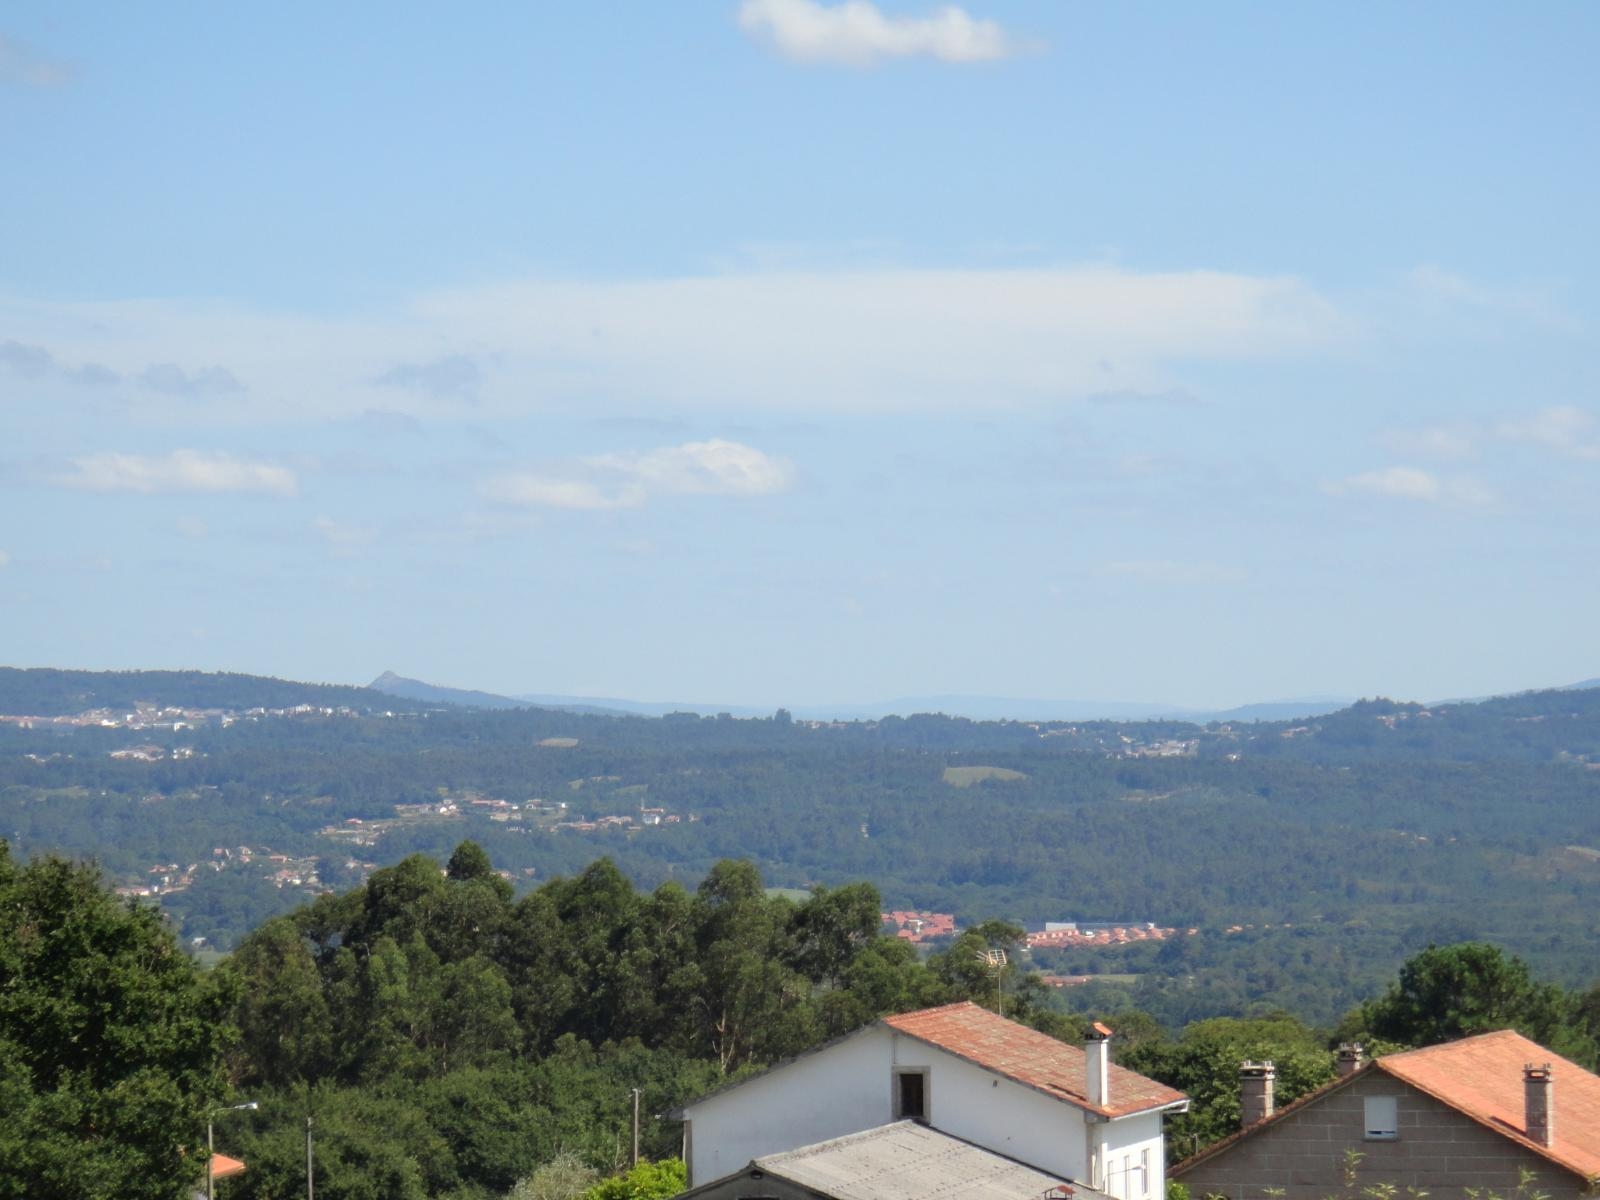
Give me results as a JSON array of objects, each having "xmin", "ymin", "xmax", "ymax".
[
  {"xmin": 306, "ymin": 1114, "xmax": 315, "ymax": 1200},
  {"xmin": 631, "ymin": 1088, "xmax": 641, "ymax": 1167}
]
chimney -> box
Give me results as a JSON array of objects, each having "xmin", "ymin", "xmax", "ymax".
[
  {"xmin": 1336, "ymin": 1043, "xmax": 1365, "ymax": 1078},
  {"xmin": 1524, "ymin": 1063, "xmax": 1553, "ymax": 1147},
  {"xmin": 1240, "ymin": 1061, "xmax": 1276, "ymax": 1127},
  {"xmin": 1085, "ymin": 1022, "xmax": 1113, "ymax": 1109}
]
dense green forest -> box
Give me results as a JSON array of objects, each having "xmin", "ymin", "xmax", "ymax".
[
  {"xmin": 3, "ymin": 668, "xmax": 1600, "ymax": 1028},
  {"xmin": 4, "ymin": 838, "xmax": 1598, "ymax": 1199}
]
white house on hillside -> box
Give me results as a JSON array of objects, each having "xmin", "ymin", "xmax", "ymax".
[{"xmin": 673, "ymin": 1001, "xmax": 1188, "ymax": 1200}]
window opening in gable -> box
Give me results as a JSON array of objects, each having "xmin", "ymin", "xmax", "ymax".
[{"xmin": 895, "ymin": 1069, "xmax": 928, "ymax": 1122}]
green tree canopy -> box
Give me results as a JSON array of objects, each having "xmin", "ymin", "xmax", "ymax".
[
  {"xmin": 1357, "ymin": 942, "xmax": 1592, "ymax": 1062},
  {"xmin": 0, "ymin": 842, "xmax": 234, "ymax": 1200}
]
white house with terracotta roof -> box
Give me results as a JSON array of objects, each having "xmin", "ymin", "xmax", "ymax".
[
  {"xmin": 1173, "ymin": 1029, "xmax": 1600, "ymax": 1198},
  {"xmin": 674, "ymin": 1002, "xmax": 1188, "ymax": 1200}
]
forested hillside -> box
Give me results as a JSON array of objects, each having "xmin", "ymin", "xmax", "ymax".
[{"xmin": 3, "ymin": 669, "xmax": 1600, "ymax": 1026}]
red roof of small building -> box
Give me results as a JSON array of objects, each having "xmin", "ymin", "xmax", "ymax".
[
  {"xmin": 1379, "ymin": 1029, "xmax": 1600, "ymax": 1180},
  {"xmin": 881, "ymin": 1001, "xmax": 1187, "ymax": 1119}
]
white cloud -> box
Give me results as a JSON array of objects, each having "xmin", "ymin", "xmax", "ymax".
[
  {"xmin": 0, "ymin": 550, "xmax": 10, "ymax": 568},
  {"xmin": 480, "ymin": 476, "xmax": 646, "ymax": 511},
  {"xmin": 1324, "ymin": 466, "xmax": 1492, "ymax": 506},
  {"xmin": 1495, "ymin": 406, "xmax": 1600, "ymax": 461},
  {"xmin": 1099, "ymin": 560, "xmax": 1245, "ymax": 585},
  {"xmin": 1327, "ymin": 466, "xmax": 1441, "ymax": 501},
  {"xmin": 56, "ymin": 450, "xmax": 298, "ymax": 496},
  {"xmin": 586, "ymin": 438, "xmax": 795, "ymax": 497},
  {"xmin": 737, "ymin": 0, "xmax": 1025, "ymax": 65},
  {"xmin": 1378, "ymin": 424, "xmax": 1478, "ymax": 461},
  {"xmin": 483, "ymin": 439, "xmax": 794, "ymax": 511},
  {"xmin": 1, "ymin": 264, "xmax": 1346, "ymax": 419}
]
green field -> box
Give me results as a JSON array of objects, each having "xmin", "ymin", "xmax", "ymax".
[{"xmin": 942, "ymin": 765, "xmax": 1028, "ymax": 786}]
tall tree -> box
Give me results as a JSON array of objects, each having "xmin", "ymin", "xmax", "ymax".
[
  {"xmin": 1359, "ymin": 942, "xmax": 1587, "ymax": 1059},
  {"xmin": 0, "ymin": 842, "xmax": 235, "ymax": 1200}
]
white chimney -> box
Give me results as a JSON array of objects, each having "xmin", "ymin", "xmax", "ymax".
[
  {"xmin": 1085, "ymin": 1021, "xmax": 1112, "ymax": 1108},
  {"xmin": 1525, "ymin": 1063, "xmax": 1553, "ymax": 1147}
]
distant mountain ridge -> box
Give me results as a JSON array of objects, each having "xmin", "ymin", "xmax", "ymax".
[
  {"xmin": 0, "ymin": 667, "xmax": 406, "ymax": 717},
  {"xmin": 368, "ymin": 671, "xmax": 529, "ymax": 711}
]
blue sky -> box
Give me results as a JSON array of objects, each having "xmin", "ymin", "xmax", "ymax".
[{"xmin": 3, "ymin": 2, "xmax": 1598, "ymax": 709}]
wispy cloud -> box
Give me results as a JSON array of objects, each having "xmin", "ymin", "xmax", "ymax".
[
  {"xmin": 1496, "ymin": 405, "xmax": 1600, "ymax": 461},
  {"xmin": 483, "ymin": 438, "xmax": 794, "ymax": 511},
  {"xmin": 0, "ymin": 550, "xmax": 10, "ymax": 568},
  {"xmin": 1378, "ymin": 424, "xmax": 1478, "ymax": 460},
  {"xmin": 139, "ymin": 363, "xmax": 245, "ymax": 398},
  {"xmin": 0, "ymin": 34, "xmax": 74, "ymax": 87},
  {"xmin": 737, "ymin": 0, "xmax": 1030, "ymax": 65},
  {"xmin": 1085, "ymin": 388, "xmax": 1200, "ymax": 408},
  {"xmin": 55, "ymin": 450, "xmax": 298, "ymax": 496},
  {"xmin": 1, "ymin": 339, "xmax": 119, "ymax": 385},
  {"xmin": 312, "ymin": 514, "xmax": 377, "ymax": 554},
  {"xmin": 1099, "ymin": 560, "xmax": 1246, "ymax": 586},
  {"xmin": 587, "ymin": 439, "xmax": 795, "ymax": 497},
  {"xmin": 1324, "ymin": 465, "xmax": 1491, "ymax": 506},
  {"xmin": 1404, "ymin": 265, "xmax": 1577, "ymax": 332},
  {"xmin": 373, "ymin": 354, "xmax": 482, "ymax": 402},
  {"xmin": 1, "ymin": 264, "xmax": 1348, "ymax": 418},
  {"xmin": 481, "ymin": 476, "xmax": 646, "ymax": 511}
]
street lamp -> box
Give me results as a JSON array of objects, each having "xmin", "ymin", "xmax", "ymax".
[{"xmin": 208, "ymin": 1101, "xmax": 258, "ymax": 1200}]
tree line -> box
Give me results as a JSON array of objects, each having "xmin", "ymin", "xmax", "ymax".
[{"xmin": 5, "ymin": 837, "xmax": 1600, "ymax": 1200}]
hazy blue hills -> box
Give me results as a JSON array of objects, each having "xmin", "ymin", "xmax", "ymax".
[
  {"xmin": 509, "ymin": 689, "xmax": 1355, "ymax": 724},
  {"xmin": 369, "ymin": 671, "xmax": 531, "ymax": 711}
]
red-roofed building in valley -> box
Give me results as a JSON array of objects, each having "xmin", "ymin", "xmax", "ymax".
[
  {"xmin": 1173, "ymin": 1030, "xmax": 1600, "ymax": 1198},
  {"xmin": 672, "ymin": 1001, "xmax": 1188, "ymax": 1200}
]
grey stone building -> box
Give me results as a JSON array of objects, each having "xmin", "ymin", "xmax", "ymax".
[{"xmin": 1172, "ymin": 1030, "xmax": 1600, "ymax": 1198}]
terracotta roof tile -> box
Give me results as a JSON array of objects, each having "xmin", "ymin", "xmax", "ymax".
[
  {"xmin": 881, "ymin": 1001, "xmax": 1187, "ymax": 1118},
  {"xmin": 1379, "ymin": 1029, "xmax": 1600, "ymax": 1180}
]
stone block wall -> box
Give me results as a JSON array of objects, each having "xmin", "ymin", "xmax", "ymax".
[{"xmin": 1174, "ymin": 1070, "xmax": 1587, "ymax": 1200}]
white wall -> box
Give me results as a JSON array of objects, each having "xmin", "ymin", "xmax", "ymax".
[
  {"xmin": 1093, "ymin": 1111, "xmax": 1166, "ymax": 1200},
  {"xmin": 888, "ymin": 1033, "xmax": 1092, "ymax": 1184},
  {"xmin": 684, "ymin": 1027, "xmax": 893, "ymax": 1185}
]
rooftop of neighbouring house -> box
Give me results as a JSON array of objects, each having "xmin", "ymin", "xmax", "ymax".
[
  {"xmin": 1174, "ymin": 1028, "xmax": 1600, "ymax": 1183},
  {"xmin": 882, "ymin": 1001, "xmax": 1187, "ymax": 1119},
  {"xmin": 1379, "ymin": 1029, "xmax": 1600, "ymax": 1179}
]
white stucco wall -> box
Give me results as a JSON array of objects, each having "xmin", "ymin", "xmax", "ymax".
[
  {"xmin": 683, "ymin": 1025, "xmax": 1175, "ymax": 1196},
  {"xmin": 684, "ymin": 1027, "xmax": 894, "ymax": 1185},
  {"xmin": 886, "ymin": 1032, "xmax": 1091, "ymax": 1183},
  {"xmin": 1093, "ymin": 1111, "xmax": 1165, "ymax": 1200}
]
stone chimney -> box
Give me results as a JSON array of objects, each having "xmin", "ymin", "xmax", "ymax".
[
  {"xmin": 1524, "ymin": 1063, "xmax": 1554, "ymax": 1147},
  {"xmin": 1240, "ymin": 1061, "xmax": 1277, "ymax": 1127},
  {"xmin": 1085, "ymin": 1021, "xmax": 1113, "ymax": 1109},
  {"xmin": 1336, "ymin": 1043, "xmax": 1365, "ymax": 1078}
]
